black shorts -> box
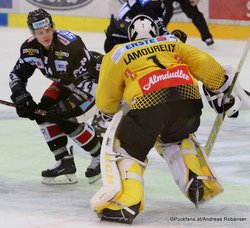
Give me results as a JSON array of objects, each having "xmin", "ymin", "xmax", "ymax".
[{"xmin": 117, "ymin": 99, "xmax": 203, "ymax": 161}]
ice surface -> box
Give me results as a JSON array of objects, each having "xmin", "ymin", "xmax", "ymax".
[{"xmin": 0, "ymin": 27, "xmax": 250, "ymax": 227}]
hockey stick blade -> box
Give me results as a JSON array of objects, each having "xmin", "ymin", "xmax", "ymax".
[
  {"xmin": 0, "ymin": 99, "xmax": 47, "ymax": 116},
  {"xmin": 244, "ymin": 89, "xmax": 250, "ymax": 96},
  {"xmin": 205, "ymin": 37, "xmax": 250, "ymax": 155}
]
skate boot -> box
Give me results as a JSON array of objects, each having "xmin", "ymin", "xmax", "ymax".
[
  {"xmin": 41, "ymin": 155, "xmax": 78, "ymax": 185},
  {"xmin": 188, "ymin": 170, "xmax": 204, "ymax": 208},
  {"xmin": 205, "ymin": 38, "xmax": 214, "ymax": 49},
  {"xmin": 101, "ymin": 203, "xmax": 141, "ymax": 224},
  {"xmin": 85, "ymin": 155, "xmax": 101, "ymax": 184}
]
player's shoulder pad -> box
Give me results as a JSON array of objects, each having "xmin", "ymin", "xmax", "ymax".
[
  {"xmin": 22, "ymin": 36, "xmax": 36, "ymax": 47},
  {"xmin": 56, "ymin": 29, "xmax": 80, "ymax": 46},
  {"xmin": 20, "ymin": 37, "xmax": 40, "ymax": 55}
]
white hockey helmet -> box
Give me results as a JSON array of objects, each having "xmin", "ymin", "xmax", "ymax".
[{"xmin": 128, "ymin": 14, "xmax": 159, "ymax": 41}]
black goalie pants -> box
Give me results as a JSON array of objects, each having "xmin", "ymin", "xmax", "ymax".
[{"xmin": 117, "ymin": 99, "xmax": 203, "ymax": 162}]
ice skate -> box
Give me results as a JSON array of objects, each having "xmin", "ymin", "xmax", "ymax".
[
  {"xmin": 188, "ymin": 170, "xmax": 204, "ymax": 208},
  {"xmin": 85, "ymin": 155, "xmax": 101, "ymax": 184},
  {"xmin": 205, "ymin": 38, "xmax": 215, "ymax": 49},
  {"xmin": 101, "ymin": 203, "xmax": 141, "ymax": 224},
  {"xmin": 41, "ymin": 155, "xmax": 78, "ymax": 185}
]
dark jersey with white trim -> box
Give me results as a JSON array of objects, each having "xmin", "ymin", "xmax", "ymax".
[{"xmin": 9, "ymin": 29, "xmax": 101, "ymax": 105}]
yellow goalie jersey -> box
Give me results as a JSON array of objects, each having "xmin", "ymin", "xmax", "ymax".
[{"xmin": 96, "ymin": 34, "xmax": 225, "ymax": 114}]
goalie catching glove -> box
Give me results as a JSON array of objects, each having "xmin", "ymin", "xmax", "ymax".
[{"xmin": 203, "ymin": 66, "xmax": 241, "ymax": 118}]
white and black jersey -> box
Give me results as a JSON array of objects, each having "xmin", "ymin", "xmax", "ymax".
[{"xmin": 9, "ymin": 29, "xmax": 101, "ymax": 103}]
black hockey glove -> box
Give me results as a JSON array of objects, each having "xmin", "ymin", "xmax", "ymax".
[
  {"xmin": 45, "ymin": 100, "xmax": 75, "ymax": 123},
  {"xmin": 104, "ymin": 14, "xmax": 129, "ymax": 53},
  {"xmin": 171, "ymin": 29, "xmax": 187, "ymax": 43},
  {"xmin": 91, "ymin": 110, "xmax": 113, "ymax": 137},
  {"xmin": 10, "ymin": 91, "xmax": 37, "ymax": 120}
]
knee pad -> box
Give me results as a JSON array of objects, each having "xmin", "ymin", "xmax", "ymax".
[
  {"xmin": 39, "ymin": 122, "xmax": 69, "ymax": 160},
  {"xmin": 40, "ymin": 122, "xmax": 66, "ymax": 143},
  {"xmin": 70, "ymin": 123, "xmax": 95, "ymax": 147}
]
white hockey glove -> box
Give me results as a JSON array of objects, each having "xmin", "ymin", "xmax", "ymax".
[
  {"xmin": 203, "ymin": 66, "xmax": 241, "ymax": 118},
  {"xmin": 91, "ymin": 110, "xmax": 113, "ymax": 137}
]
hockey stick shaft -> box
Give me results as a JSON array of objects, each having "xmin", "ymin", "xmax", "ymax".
[
  {"xmin": 205, "ymin": 37, "xmax": 250, "ymax": 155},
  {"xmin": 0, "ymin": 99, "xmax": 47, "ymax": 116}
]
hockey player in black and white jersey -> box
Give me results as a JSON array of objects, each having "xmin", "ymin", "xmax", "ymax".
[
  {"xmin": 104, "ymin": 0, "xmax": 187, "ymax": 53},
  {"xmin": 9, "ymin": 8, "xmax": 103, "ymax": 185}
]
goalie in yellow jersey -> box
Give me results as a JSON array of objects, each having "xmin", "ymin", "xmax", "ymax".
[{"xmin": 91, "ymin": 15, "xmax": 241, "ymax": 224}]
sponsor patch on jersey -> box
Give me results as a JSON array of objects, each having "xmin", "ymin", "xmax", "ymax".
[
  {"xmin": 22, "ymin": 48, "xmax": 39, "ymax": 55},
  {"xmin": 138, "ymin": 65, "xmax": 193, "ymax": 94},
  {"xmin": 124, "ymin": 68, "xmax": 136, "ymax": 80},
  {"xmin": 57, "ymin": 30, "xmax": 77, "ymax": 42},
  {"xmin": 73, "ymin": 57, "xmax": 87, "ymax": 77},
  {"xmin": 55, "ymin": 60, "xmax": 68, "ymax": 72},
  {"xmin": 36, "ymin": 58, "xmax": 45, "ymax": 69},
  {"xmin": 57, "ymin": 34, "xmax": 71, "ymax": 45},
  {"xmin": 124, "ymin": 35, "xmax": 177, "ymax": 51},
  {"xmin": 23, "ymin": 57, "xmax": 38, "ymax": 66},
  {"xmin": 55, "ymin": 50, "xmax": 69, "ymax": 59},
  {"xmin": 112, "ymin": 46, "xmax": 126, "ymax": 64}
]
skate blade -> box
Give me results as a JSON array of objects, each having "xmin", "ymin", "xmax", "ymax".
[
  {"xmin": 87, "ymin": 173, "xmax": 101, "ymax": 184},
  {"xmin": 42, "ymin": 174, "xmax": 78, "ymax": 185},
  {"xmin": 194, "ymin": 188, "xmax": 199, "ymax": 209}
]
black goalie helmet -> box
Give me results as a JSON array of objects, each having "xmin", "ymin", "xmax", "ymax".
[
  {"xmin": 128, "ymin": 14, "xmax": 159, "ymax": 41},
  {"xmin": 27, "ymin": 8, "xmax": 54, "ymax": 32}
]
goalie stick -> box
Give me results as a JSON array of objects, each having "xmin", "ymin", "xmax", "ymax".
[{"xmin": 205, "ymin": 37, "xmax": 250, "ymax": 155}]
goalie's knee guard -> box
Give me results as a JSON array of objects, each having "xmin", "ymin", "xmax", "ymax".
[
  {"xmin": 155, "ymin": 135, "xmax": 223, "ymax": 206},
  {"xmin": 91, "ymin": 111, "xmax": 145, "ymax": 224}
]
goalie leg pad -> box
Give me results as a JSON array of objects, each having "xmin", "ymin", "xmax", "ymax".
[
  {"xmin": 91, "ymin": 150, "xmax": 145, "ymax": 223},
  {"xmin": 101, "ymin": 156, "xmax": 144, "ymax": 224},
  {"xmin": 155, "ymin": 139, "xmax": 188, "ymax": 193},
  {"xmin": 155, "ymin": 136, "xmax": 223, "ymax": 205},
  {"xmin": 91, "ymin": 111, "xmax": 145, "ymax": 224},
  {"xmin": 91, "ymin": 112, "xmax": 124, "ymax": 213}
]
